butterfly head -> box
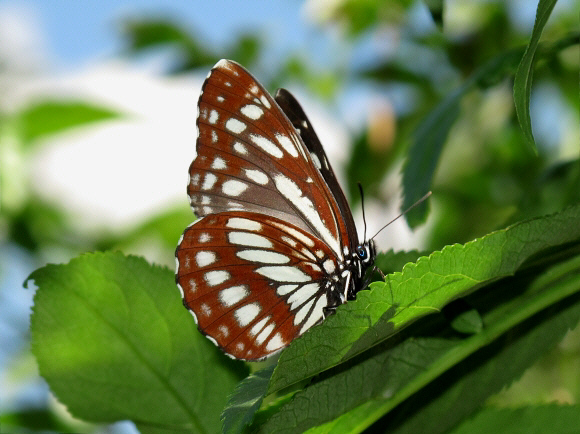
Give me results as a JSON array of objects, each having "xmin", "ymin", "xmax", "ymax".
[{"xmin": 356, "ymin": 239, "xmax": 376, "ymax": 268}]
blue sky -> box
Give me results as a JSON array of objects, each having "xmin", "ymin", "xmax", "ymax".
[{"xmin": 9, "ymin": 0, "xmax": 335, "ymax": 69}]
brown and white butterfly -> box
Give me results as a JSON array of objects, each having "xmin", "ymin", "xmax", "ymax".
[{"xmin": 175, "ymin": 59, "xmax": 376, "ymax": 360}]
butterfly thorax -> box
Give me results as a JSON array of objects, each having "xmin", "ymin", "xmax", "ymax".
[{"xmin": 325, "ymin": 239, "xmax": 376, "ymax": 314}]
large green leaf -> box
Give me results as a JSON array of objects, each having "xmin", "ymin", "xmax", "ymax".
[
  {"xmin": 449, "ymin": 405, "xmax": 580, "ymax": 434},
  {"xmin": 513, "ymin": 0, "xmax": 558, "ymax": 152},
  {"xmin": 28, "ymin": 252, "xmax": 247, "ymax": 433},
  {"xmin": 259, "ymin": 254, "xmax": 580, "ymax": 432},
  {"xmin": 221, "ymin": 365, "xmax": 276, "ymax": 434},
  {"xmin": 267, "ymin": 204, "xmax": 580, "ymax": 394}
]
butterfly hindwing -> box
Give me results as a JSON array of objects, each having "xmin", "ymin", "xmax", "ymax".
[{"xmin": 176, "ymin": 211, "xmax": 339, "ymax": 360}]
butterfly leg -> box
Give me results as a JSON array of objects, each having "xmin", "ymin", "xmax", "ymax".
[{"xmin": 322, "ymin": 305, "xmax": 337, "ymax": 318}]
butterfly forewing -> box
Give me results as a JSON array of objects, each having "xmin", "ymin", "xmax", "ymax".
[
  {"xmin": 176, "ymin": 211, "xmax": 338, "ymax": 360},
  {"xmin": 189, "ymin": 59, "xmax": 348, "ymax": 260}
]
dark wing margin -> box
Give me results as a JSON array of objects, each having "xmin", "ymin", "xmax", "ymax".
[{"xmin": 275, "ymin": 88, "xmax": 359, "ymax": 246}]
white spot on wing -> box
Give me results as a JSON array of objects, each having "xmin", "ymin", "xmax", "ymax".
[
  {"xmin": 219, "ymin": 285, "xmax": 249, "ymax": 307},
  {"xmin": 256, "ymin": 323, "xmax": 275, "ymax": 345},
  {"xmin": 250, "ymin": 134, "xmax": 283, "ymax": 158},
  {"xmin": 196, "ymin": 251, "xmax": 216, "ymax": 267},
  {"xmin": 275, "ymin": 133, "xmax": 298, "ymax": 157},
  {"xmin": 237, "ymin": 250, "xmax": 290, "ymax": 264},
  {"xmin": 204, "ymin": 270, "xmax": 231, "ymax": 286},
  {"xmin": 323, "ymin": 259, "xmax": 336, "ymax": 274},
  {"xmin": 277, "ymin": 284, "xmax": 298, "ymax": 296},
  {"xmin": 240, "ymin": 104, "xmax": 264, "ymax": 120},
  {"xmin": 271, "ymin": 222, "xmax": 315, "ymax": 248},
  {"xmin": 228, "ymin": 232, "xmax": 273, "ymax": 248},
  {"xmin": 287, "ymin": 283, "xmax": 319, "ymax": 309},
  {"xmin": 255, "ymin": 266, "xmax": 310, "ymax": 282},
  {"xmin": 294, "ymin": 298, "xmax": 315, "ymax": 325},
  {"xmin": 281, "ymin": 236, "xmax": 297, "ymax": 247},
  {"xmin": 190, "ymin": 173, "xmax": 200, "ymax": 186},
  {"xmin": 218, "ymin": 325, "xmax": 229, "ymax": 337},
  {"xmin": 249, "ymin": 316, "xmax": 270, "ymax": 336},
  {"xmin": 225, "ymin": 118, "xmax": 247, "ymax": 134},
  {"xmin": 187, "ymin": 279, "xmax": 196, "ymax": 293},
  {"xmin": 217, "ymin": 96, "xmax": 225, "ymax": 103},
  {"xmin": 265, "ymin": 332, "xmax": 285, "ymax": 352},
  {"xmin": 300, "ymin": 296, "xmax": 326, "ymax": 334},
  {"xmin": 202, "ymin": 173, "xmax": 217, "ymax": 190},
  {"xmin": 209, "ymin": 110, "xmax": 219, "ymax": 124},
  {"xmin": 233, "ymin": 142, "xmax": 247, "ymax": 155},
  {"xmin": 199, "ymin": 233, "xmax": 211, "ymax": 243},
  {"xmin": 211, "ymin": 130, "xmax": 218, "ymax": 143},
  {"xmin": 226, "ymin": 217, "xmax": 262, "ymax": 231},
  {"xmin": 222, "ymin": 180, "xmax": 248, "ymax": 196},
  {"xmin": 211, "ymin": 157, "xmax": 226, "ymax": 170},
  {"xmin": 311, "ymin": 152, "xmax": 322, "ymax": 169},
  {"xmin": 260, "ymin": 95, "xmax": 271, "ymax": 108},
  {"xmin": 244, "ymin": 169, "xmax": 269, "ymax": 185},
  {"xmin": 200, "ymin": 303, "xmax": 211, "ymax": 316},
  {"xmin": 235, "ymin": 302, "xmax": 261, "ymax": 327}
]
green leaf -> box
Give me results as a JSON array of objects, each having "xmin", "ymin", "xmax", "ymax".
[
  {"xmin": 28, "ymin": 252, "xmax": 247, "ymax": 433},
  {"xmin": 259, "ymin": 253, "xmax": 580, "ymax": 432},
  {"xmin": 221, "ymin": 365, "xmax": 275, "ymax": 434},
  {"xmin": 424, "ymin": 0, "xmax": 444, "ymax": 29},
  {"xmin": 450, "ymin": 405, "xmax": 580, "ymax": 434},
  {"xmin": 449, "ymin": 306, "xmax": 483, "ymax": 335},
  {"xmin": 268, "ymin": 204, "xmax": 580, "ymax": 395},
  {"xmin": 402, "ymin": 47, "xmax": 523, "ymax": 227},
  {"xmin": 18, "ymin": 100, "xmax": 119, "ymax": 146},
  {"xmin": 373, "ymin": 249, "xmax": 426, "ymax": 275},
  {"xmin": 513, "ymin": 0, "xmax": 558, "ymax": 152}
]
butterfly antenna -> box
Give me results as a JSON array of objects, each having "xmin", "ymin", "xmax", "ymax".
[
  {"xmin": 370, "ymin": 191, "xmax": 432, "ymax": 240},
  {"xmin": 358, "ymin": 183, "xmax": 368, "ymax": 241}
]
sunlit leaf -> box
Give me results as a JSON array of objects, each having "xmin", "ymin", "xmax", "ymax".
[
  {"xmin": 268, "ymin": 203, "xmax": 580, "ymax": 394},
  {"xmin": 260, "ymin": 254, "xmax": 580, "ymax": 432},
  {"xmin": 28, "ymin": 252, "xmax": 247, "ymax": 433}
]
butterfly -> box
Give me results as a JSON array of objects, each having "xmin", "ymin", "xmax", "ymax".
[{"xmin": 175, "ymin": 59, "xmax": 376, "ymax": 360}]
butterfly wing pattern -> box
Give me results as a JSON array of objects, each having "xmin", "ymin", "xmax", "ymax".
[{"xmin": 176, "ymin": 59, "xmax": 376, "ymax": 360}]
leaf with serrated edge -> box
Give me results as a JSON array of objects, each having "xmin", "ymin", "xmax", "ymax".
[
  {"xmin": 450, "ymin": 405, "xmax": 580, "ymax": 434},
  {"xmin": 28, "ymin": 252, "xmax": 247, "ymax": 433},
  {"xmin": 221, "ymin": 365, "xmax": 275, "ymax": 434},
  {"xmin": 260, "ymin": 254, "xmax": 580, "ymax": 432},
  {"xmin": 268, "ymin": 204, "xmax": 580, "ymax": 395}
]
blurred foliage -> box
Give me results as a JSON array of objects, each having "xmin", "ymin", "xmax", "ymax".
[
  {"xmin": 18, "ymin": 100, "xmax": 119, "ymax": 147},
  {"xmin": 1, "ymin": 0, "xmax": 579, "ymax": 433},
  {"xmin": 121, "ymin": 18, "xmax": 260, "ymax": 73}
]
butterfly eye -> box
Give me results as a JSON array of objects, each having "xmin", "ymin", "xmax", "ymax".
[{"xmin": 356, "ymin": 246, "xmax": 367, "ymax": 260}]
